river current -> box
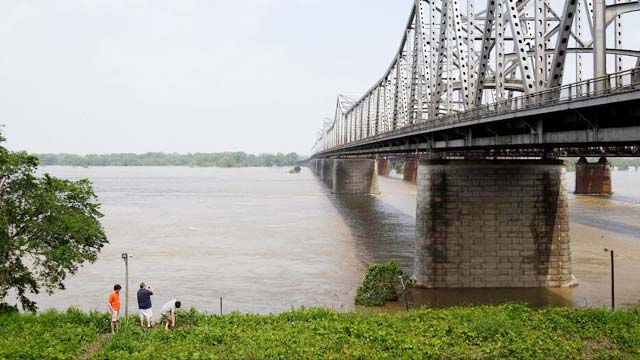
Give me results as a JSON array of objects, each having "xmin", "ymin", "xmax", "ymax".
[{"xmin": 29, "ymin": 166, "xmax": 640, "ymax": 313}]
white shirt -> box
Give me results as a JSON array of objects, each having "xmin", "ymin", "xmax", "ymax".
[{"xmin": 160, "ymin": 299, "xmax": 177, "ymax": 315}]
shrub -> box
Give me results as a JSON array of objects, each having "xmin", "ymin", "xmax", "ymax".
[{"xmin": 355, "ymin": 261, "xmax": 414, "ymax": 306}]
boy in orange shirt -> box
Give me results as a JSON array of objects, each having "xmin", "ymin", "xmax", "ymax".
[{"xmin": 108, "ymin": 284, "xmax": 122, "ymax": 334}]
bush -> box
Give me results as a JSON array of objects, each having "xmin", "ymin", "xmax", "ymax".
[
  {"xmin": 0, "ymin": 303, "xmax": 18, "ymax": 315},
  {"xmin": 355, "ymin": 261, "xmax": 414, "ymax": 306}
]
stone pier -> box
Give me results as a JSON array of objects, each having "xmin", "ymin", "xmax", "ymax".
[
  {"xmin": 377, "ymin": 159, "xmax": 391, "ymax": 176},
  {"xmin": 332, "ymin": 159, "xmax": 379, "ymax": 194},
  {"xmin": 575, "ymin": 157, "xmax": 612, "ymax": 195},
  {"xmin": 319, "ymin": 159, "xmax": 334, "ymax": 187},
  {"xmin": 403, "ymin": 159, "xmax": 418, "ymax": 182},
  {"xmin": 311, "ymin": 158, "xmax": 379, "ymax": 194},
  {"xmin": 310, "ymin": 159, "xmax": 321, "ymax": 176},
  {"xmin": 414, "ymin": 159, "xmax": 573, "ymax": 288}
]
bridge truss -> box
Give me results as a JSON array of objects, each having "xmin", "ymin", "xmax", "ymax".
[{"xmin": 312, "ymin": 0, "xmax": 640, "ymax": 156}]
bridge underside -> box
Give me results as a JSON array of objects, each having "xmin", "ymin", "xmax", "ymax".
[
  {"xmin": 308, "ymin": 93, "xmax": 640, "ymax": 288},
  {"xmin": 313, "ymin": 93, "xmax": 640, "ymax": 159}
]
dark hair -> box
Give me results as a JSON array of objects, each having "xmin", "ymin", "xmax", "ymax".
[
  {"xmin": 114, "ymin": 284, "xmax": 122, "ymax": 291},
  {"xmin": 175, "ymin": 301, "xmax": 181, "ymax": 308},
  {"xmin": 139, "ymin": 282, "xmax": 145, "ymax": 289}
]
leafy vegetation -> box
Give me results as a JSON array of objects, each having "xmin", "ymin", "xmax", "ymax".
[
  {"xmin": 0, "ymin": 132, "xmax": 108, "ymax": 311},
  {"xmin": 2, "ymin": 305, "xmax": 638, "ymax": 359},
  {"xmin": 355, "ymin": 261, "xmax": 414, "ymax": 306},
  {"xmin": 391, "ymin": 161, "xmax": 404, "ymax": 174},
  {"xmin": 0, "ymin": 309, "xmax": 107, "ymax": 360},
  {"xmin": 36, "ymin": 152, "xmax": 303, "ymax": 168}
]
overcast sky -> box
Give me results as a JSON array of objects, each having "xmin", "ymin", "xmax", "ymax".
[{"xmin": 0, "ymin": 0, "xmax": 414, "ymax": 155}]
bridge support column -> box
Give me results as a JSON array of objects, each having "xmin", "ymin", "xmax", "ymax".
[
  {"xmin": 575, "ymin": 157, "xmax": 612, "ymax": 195},
  {"xmin": 377, "ymin": 159, "xmax": 391, "ymax": 176},
  {"xmin": 403, "ymin": 159, "xmax": 418, "ymax": 182},
  {"xmin": 319, "ymin": 159, "xmax": 334, "ymax": 186},
  {"xmin": 310, "ymin": 159, "xmax": 320, "ymax": 176},
  {"xmin": 332, "ymin": 159, "xmax": 379, "ymax": 195},
  {"xmin": 414, "ymin": 159, "xmax": 574, "ymax": 288}
]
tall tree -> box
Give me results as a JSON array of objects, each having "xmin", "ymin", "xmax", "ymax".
[{"xmin": 0, "ymin": 132, "xmax": 107, "ymax": 311}]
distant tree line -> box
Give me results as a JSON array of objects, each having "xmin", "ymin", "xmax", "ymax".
[{"xmin": 36, "ymin": 152, "xmax": 303, "ymax": 168}]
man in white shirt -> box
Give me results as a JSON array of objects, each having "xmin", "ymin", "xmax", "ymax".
[{"xmin": 160, "ymin": 299, "xmax": 181, "ymax": 330}]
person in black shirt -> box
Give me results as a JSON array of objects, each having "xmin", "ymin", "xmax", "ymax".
[{"xmin": 137, "ymin": 282, "xmax": 154, "ymax": 328}]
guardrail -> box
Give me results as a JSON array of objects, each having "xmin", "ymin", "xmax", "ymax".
[{"xmin": 315, "ymin": 68, "xmax": 640, "ymax": 155}]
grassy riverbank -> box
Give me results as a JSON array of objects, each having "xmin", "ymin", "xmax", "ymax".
[{"xmin": 1, "ymin": 304, "xmax": 639, "ymax": 359}]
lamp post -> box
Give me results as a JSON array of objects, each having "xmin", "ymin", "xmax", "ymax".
[
  {"xmin": 603, "ymin": 248, "xmax": 614, "ymax": 309},
  {"xmin": 121, "ymin": 253, "xmax": 133, "ymax": 317}
]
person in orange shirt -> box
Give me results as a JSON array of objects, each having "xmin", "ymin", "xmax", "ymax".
[{"xmin": 108, "ymin": 284, "xmax": 122, "ymax": 334}]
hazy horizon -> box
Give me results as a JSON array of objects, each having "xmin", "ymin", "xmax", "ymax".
[{"xmin": 32, "ymin": 150, "xmax": 304, "ymax": 156}]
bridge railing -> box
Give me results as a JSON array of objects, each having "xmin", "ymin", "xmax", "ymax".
[{"xmin": 319, "ymin": 68, "xmax": 640, "ymax": 153}]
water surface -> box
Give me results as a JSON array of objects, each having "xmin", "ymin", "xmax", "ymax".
[{"xmin": 29, "ymin": 166, "xmax": 640, "ymax": 313}]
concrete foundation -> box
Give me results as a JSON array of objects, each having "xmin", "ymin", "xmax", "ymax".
[
  {"xmin": 403, "ymin": 159, "xmax": 418, "ymax": 182},
  {"xmin": 319, "ymin": 159, "xmax": 334, "ymax": 187},
  {"xmin": 575, "ymin": 157, "xmax": 612, "ymax": 195},
  {"xmin": 415, "ymin": 159, "xmax": 573, "ymax": 288},
  {"xmin": 377, "ymin": 159, "xmax": 391, "ymax": 176},
  {"xmin": 311, "ymin": 159, "xmax": 321, "ymax": 176},
  {"xmin": 331, "ymin": 159, "xmax": 379, "ymax": 194}
]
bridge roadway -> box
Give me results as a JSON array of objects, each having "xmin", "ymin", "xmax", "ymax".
[
  {"xmin": 313, "ymin": 70, "xmax": 640, "ymax": 159},
  {"xmin": 307, "ymin": 0, "xmax": 640, "ymax": 290}
]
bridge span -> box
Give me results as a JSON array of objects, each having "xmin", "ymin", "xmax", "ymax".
[{"xmin": 308, "ymin": 0, "xmax": 640, "ymax": 289}]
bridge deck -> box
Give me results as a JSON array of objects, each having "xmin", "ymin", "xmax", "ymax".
[{"xmin": 314, "ymin": 71, "xmax": 640, "ymax": 158}]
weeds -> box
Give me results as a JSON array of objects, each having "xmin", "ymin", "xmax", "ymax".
[{"xmin": 1, "ymin": 305, "xmax": 638, "ymax": 359}]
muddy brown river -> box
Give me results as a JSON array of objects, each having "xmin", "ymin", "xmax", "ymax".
[{"xmin": 28, "ymin": 166, "xmax": 640, "ymax": 314}]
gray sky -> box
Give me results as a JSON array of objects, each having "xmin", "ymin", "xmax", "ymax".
[{"xmin": 0, "ymin": 0, "xmax": 413, "ymax": 155}]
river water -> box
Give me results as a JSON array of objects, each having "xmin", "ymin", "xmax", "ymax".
[{"xmin": 29, "ymin": 166, "xmax": 640, "ymax": 314}]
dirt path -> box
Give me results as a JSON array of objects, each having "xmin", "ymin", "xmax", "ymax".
[{"xmin": 76, "ymin": 333, "xmax": 112, "ymax": 360}]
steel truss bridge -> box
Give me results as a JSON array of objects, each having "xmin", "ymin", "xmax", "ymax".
[{"xmin": 311, "ymin": 0, "xmax": 640, "ymax": 159}]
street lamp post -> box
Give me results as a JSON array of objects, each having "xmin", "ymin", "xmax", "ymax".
[
  {"xmin": 603, "ymin": 248, "xmax": 614, "ymax": 309},
  {"xmin": 121, "ymin": 253, "xmax": 133, "ymax": 317}
]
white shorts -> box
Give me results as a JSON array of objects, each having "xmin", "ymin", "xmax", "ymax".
[
  {"xmin": 110, "ymin": 310, "xmax": 119, "ymax": 321},
  {"xmin": 139, "ymin": 308, "xmax": 153, "ymax": 318}
]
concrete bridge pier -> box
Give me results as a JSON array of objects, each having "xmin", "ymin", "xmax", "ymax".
[
  {"xmin": 332, "ymin": 159, "xmax": 379, "ymax": 194},
  {"xmin": 403, "ymin": 159, "xmax": 418, "ymax": 182},
  {"xmin": 414, "ymin": 159, "xmax": 574, "ymax": 288},
  {"xmin": 574, "ymin": 157, "xmax": 612, "ymax": 195},
  {"xmin": 377, "ymin": 159, "xmax": 391, "ymax": 176},
  {"xmin": 319, "ymin": 159, "xmax": 334, "ymax": 187},
  {"xmin": 310, "ymin": 159, "xmax": 320, "ymax": 176},
  {"xmin": 311, "ymin": 158, "xmax": 379, "ymax": 194}
]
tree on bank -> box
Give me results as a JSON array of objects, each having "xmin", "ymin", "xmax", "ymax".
[{"xmin": 0, "ymin": 132, "xmax": 107, "ymax": 312}]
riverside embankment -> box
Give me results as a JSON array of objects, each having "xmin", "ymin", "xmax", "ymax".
[{"xmin": 2, "ymin": 305, "xmax": 639, "ymax": 359}]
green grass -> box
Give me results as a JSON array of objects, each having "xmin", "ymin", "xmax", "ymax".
[
  {"xmin": 2, "ymin": 305, "xmax": 639, "ymax": 359},
  {"xmin": 0, "ymin": 308, "xmax": 108, "ymax": 360}
]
